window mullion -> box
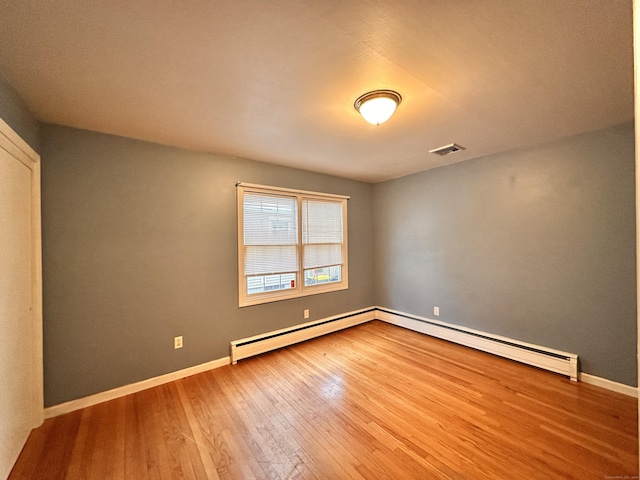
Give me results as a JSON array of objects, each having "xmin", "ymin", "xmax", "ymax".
[{"xmin": 297, "ymin": 194, "xmax": 304, "ymax": 292}]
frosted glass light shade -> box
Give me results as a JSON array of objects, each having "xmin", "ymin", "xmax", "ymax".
[{"xmin": 354, "ymin": 90, "xmax": 402, "ymax": 125}]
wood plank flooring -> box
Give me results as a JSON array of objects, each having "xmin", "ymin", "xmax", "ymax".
[{"xmin": 10, "ymin": 321, "xmax": 638, "ymax": 479}]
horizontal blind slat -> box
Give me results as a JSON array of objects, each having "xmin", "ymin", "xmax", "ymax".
[
  {"xmin": 245, "ymin": 245, "xmax": 299, "ymax": 275},
  {"xmin": 303, "ymin": 244, "xmax": 342, "ymax": 269},
  {"xmin": 244, "ymin": 193, "xmax": 298, "ymax": 245},
  {"xmin": 302, "ymin": 199, "xmax": 343, "ymax": 244}
]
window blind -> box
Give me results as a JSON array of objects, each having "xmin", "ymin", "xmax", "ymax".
[
  {"xmin": 302, "ymin": 199, "xmax": 343, "ymax": 269},
  {"xmin": 243, "ymin": 193, "xmax": 298, "ymax": 276}
]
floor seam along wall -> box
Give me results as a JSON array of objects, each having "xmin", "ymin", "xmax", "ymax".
[{"xmin": 44, "ymin": 306, "xmax": 638, "ymax": 418}]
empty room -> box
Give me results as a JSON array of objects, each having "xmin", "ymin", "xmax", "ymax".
[{"xmin": 0, "ymin": 1, "xmax": 638, "ymax": 479}]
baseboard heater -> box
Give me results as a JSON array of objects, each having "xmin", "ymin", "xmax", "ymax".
[
  {"xmin": 230, "ymin": 307, "xmax": 376, "ymax": 364},
  {"xmin": 376, "ymin": 308, "xmax": 579, "ymax": 381},
  {"xmin": 230, "ymin": 306, "xmax": 578, "ymax": 381}
]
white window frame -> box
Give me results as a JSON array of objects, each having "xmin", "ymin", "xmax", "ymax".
[{"xmin": 237, "ymin": 183, "xmax": 349, "ymax": 307}]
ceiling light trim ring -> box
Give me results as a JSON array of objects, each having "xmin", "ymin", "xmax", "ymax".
[
  {"xmin": 354, "ymin": 89, "xmax": 403, "ymax": 125},
  {"xmin": 354, "ymin": 89, "xmax": 403, "ymax": 111}
]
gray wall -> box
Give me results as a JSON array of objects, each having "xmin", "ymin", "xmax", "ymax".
[
  {"xmin": 0, "ymin": 73, "xmax": 40, "ymax": 152},
  {"xmin": 36, "ymin": 120, "xmax": 640, "ymax": 403},
  {"xmin": 41, "ymin": 124, "xmax": 374, "ymax": 406},
  {"xmin": 374, "ymin": 122, "xmax": 637, "ymax": 386}
]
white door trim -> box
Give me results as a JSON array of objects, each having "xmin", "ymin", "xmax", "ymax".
[
  {"xmin": 0, "ymin": 118, "xmax": 43, "ymax": 428},
  {"xmin": 633, "ymin": 0, "xmax": 640, "ymax": 472}
]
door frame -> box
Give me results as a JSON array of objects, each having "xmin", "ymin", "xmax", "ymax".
[
  {"xmin": 634, "ymin": 0, "xmax": 640, "ymax": 472},
  {"xmin": 0, "ymin": 118, "xmax": 43, "ymax": 428}
]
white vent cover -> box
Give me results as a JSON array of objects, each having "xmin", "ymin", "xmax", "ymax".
[{"xmin": 429, "ymin": 143, "xmax": 465, "ymax": 156}]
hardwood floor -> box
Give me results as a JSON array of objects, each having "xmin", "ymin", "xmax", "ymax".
[{"xmin": 10, "ymin": 321, "xmax": 638, "ymax": 479}]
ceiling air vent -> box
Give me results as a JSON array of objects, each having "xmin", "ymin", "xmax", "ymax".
[{"xmin": 429, "ymin": 143, "xmax": 465, "ymax": 156}]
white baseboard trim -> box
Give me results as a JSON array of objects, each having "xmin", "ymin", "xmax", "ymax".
[
  {"xmin": 579, "ymin": 373, "xmax": 638, "ymax": 398},
  {"xmin": 375, "ymin": 307, "xmax": 579, "ymax": 381},
  {"xmin": 230, "ymin": 307, "xmax": 376, "ymax": 364},
  {"xmin": 43, "ymin": 305, "xmax": 637, "ymax": 418},
  {"xmin": 44, "ymin": 356, "xmax": 231, "ymax": 419},
  {"xmin": 44, "ymin": 308, "xmax": 376, "ymax": 419},
  {"xmin": 375, "ymin": 307, "xmax": 638, "ymax": 396}
]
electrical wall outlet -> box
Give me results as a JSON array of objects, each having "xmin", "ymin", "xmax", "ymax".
[
  {"xmin": 304, "ymin": 309, "xmax": 310, "ymax": 319},
  {"xmin": 174, "ymin": 336, "xmax": 183, "ymax": 349},
  {"xmin": 434, "ymin": 306, "xmax": 440, "ymax": 316}
]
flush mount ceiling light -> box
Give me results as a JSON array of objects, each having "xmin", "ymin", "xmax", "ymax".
[{"xmin": 354, "ymin": 89, "xmax": 402, "ymax": 125}]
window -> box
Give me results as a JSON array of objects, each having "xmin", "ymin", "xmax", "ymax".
[{"xmin": 237, "ymin": 183, "xmax": 348, "ymax": 306}]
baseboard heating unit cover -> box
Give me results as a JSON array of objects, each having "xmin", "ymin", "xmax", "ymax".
[
  {"xmin": 230, "ymin": 307, "xmax": 376, "ymax": 364},
  {"xmin": 375, "ymin": 308, "xmax": 578, "ymax": 381},
  {"xmin": 229, "ymin": 306, "xmax": 578, "ymax": 381}
]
